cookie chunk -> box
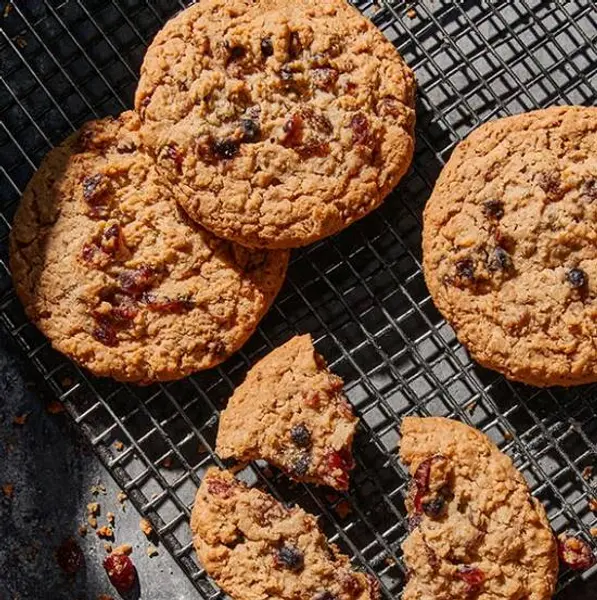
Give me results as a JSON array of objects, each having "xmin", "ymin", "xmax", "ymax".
[
  {"xmin": 399, "ymin": 417, "xmax": 558, "ymax": 600},
  {"xmin": 9, "ymin": 112, "xmax": 288, "ymax": 383},
  {"xmin": 135, "ymin": 0, "xmax": 415, "ymax": 249},
  {"xmin": 423, "ymin": 106, "xmax": 597, "ymax": 386},
  {"xmin": 191, "ymin": 468, "xmax": 379, "ymax": 600},
  {"xmin": 216, "ymin": 335, "xmax": 358, "ymax": 490}
]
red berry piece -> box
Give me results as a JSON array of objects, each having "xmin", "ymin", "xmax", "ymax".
[
  {"xmin": 103, "ymin": 552, "xmax": 136, "ymax": 594},
  {"xmin": 207, "ymin": 477, "xmax": 234, "ymax": 499},
  {"xmin": 118, "ymin": 265, "xmax": 157, "ymax": 296},
  {"xmin": 558, "ymin": 534, "xmax": 596, "ymax": 571},
  {"xmin": 350, "ymin": 113, "xmax": 374, "ymax": 147},
  {"xmin": 455, "ymin": 565, "xmax": 485, "ymax": 593},
  {"xmin": 143, "ymin": 294, "xmax": 194, "ymax": 314},
  {"xmin": 281, "ymin": 113, "xmax": 304, "ymax": 148},
  {"xmin": 411, "ymin": 454, "xmax": 447, "ymax": 513},
  {"xmin": 92, "ymin": 319, "xmax": 118, "ymax": 347},
  {"xmin": 56, "ymin": 537, "xmax": 84, "ymax": 575},
  {"xmin": 325, "ymin": 448, "xmax": 354, "ymax": 490},
  {"xmin": 82, "ymin": 173, "xmax": 111, "ymax": 217}
]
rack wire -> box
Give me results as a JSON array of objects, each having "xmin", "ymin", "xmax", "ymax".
[{"xmin": 1, "ymin": 0, "xmax": 597, "ymax": 597}]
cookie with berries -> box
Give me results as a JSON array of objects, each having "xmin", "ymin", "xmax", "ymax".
[
  {"xmin": 216, "ymin": 334, "xmax": 358, "ymax": 490},
  {"xmin": 9, "ymin": 112, "xmax": 288, "ymax": 383},
  {"xmin": 400, "ymin": 416, "xmax": 558, "ymax": 600},
  {"xmin": 135, "ymin": 0, "xmax": 415, "ymax": 248},
  {"xmin": 191, "ymin": 468, "xmax": 380, "ymax": 600},
  {"xmin": 423, "ymin": 106, "xmax": 597, "ymax": 386}
]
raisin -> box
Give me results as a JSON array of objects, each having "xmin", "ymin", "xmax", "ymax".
[
  {"xmin": 261, "ymin": 37, "xmax": 274, "ymax": 57},
  {"xmin": 302, "ymin": 108, "xmax": 333, "ymax": 136},
  {"xmin": 225, "ymin": 42, "xmax": 246, "ymax": 63},
  {"xmin": 211, "ymin": 139, "xmax": 239, "ymax": 160},
  {"xmin": 164, "ymin": 144, "xmax": 184, "ymax": 172},
  {"xmin": 81, "ymin": 242, "xmax": 98, "ymax": 263},
  {"xmin": 558, "ymin": 534, "xmax": 595, "ymax": 570},
  {"xmin": 422, "ymin": 495, "xmax": 447, "ymax": 518},
  {"xmin": 56, "ymin": 537, "xmax": 84, "ymax": 575},
  {"xmin": 325, "ymin": 448, "xmax": 354, "ymax": 490},
  {"xmin": 289, "ymin": 31, "xmax": 302, "ymax": 60},
  {"xmin": 482, "ymin": 199, "xmax": 505, "ymax": 220},
  {"xmin": 275, "ymin": 544, "xmax": 304, "ymax": 571},
  {"xmin": 143, "ymin": 294, "xmax": 195, "ymax": 314},
  {"xmin": 207, "ymin": 478, "xmax": 234, "ymax": 498},
  {"xmin": 281, "ymin": 113, "xmax": 304, "ymax": 148},
  {"xmin": 82, "ymin": 174, "xmax": 111, "ymax": 216},
  {"xmin": 536, "ymin": 171, "xmax": 561, "ymax": 199},
  {"xmin": 292, "ymin": 453, "xmax": 311, "ymax": 477},
  {"xmin": 350, "ymin": 113, "xmax": 373, "ymax": 147},
  {"xmin": 455, "ymin": 565, "xmax": 485, "ymax": 593},
  {"xmin": 290, "ymin": 423, "xmax": 311, "ymax": 447},
  {"xmin": 581, "ymin": 179, "xmax": 597, "ymax": 201},
  {"xmin": 378, "ymin": 96, "xmax": 403, "ymax": 117},
  {"xmin": 312, "ymin": 67, "xmax": 338, "ymax": 91},
  {"xmin": 567, "ymin": 268, "xmax": 587, "ymax": 289},
  {"xmin": 488, "ymin": 246, "xmax": 512, "ymax": 272},
  {"xmin": 240, "ymin": 118, "xmax": 261, "ymax": 143},
  {"xmin": 103, "ymin": 552, "xmax": 136, "ymax": 594},
  {"xmin": 118, "ymin": 265, "xmax": 157, "ymax": 296},
  {"xmin": 313, "ymin": 592, "xmax": 337, "ymax": 600},
  {"xmin": 101, "ymin": 223, "xmax": 122, "ymax": 255},
  {"xmin": 93, "ymin": 319, "xmax": 118, "ymax": 347},
  {"xmin": 454, "ymin": 258, "xmax": 475, "ymax": 283},
  {"xmin": 411, "ymin": 455, "xmax": 448, "ymax": 513},
  {"xmin": 298, "ymin": 141, "xmax": 330, "ymax": 159}
]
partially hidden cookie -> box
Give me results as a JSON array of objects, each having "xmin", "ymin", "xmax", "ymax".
[
  {"xmin": 399, "ymin": 416, "xmax": 558, "ymax": 600},
  {"xmin": 135, "ymin": 0, "xmax": 416, "ymax": 249},
  {"xmin": 216, "ymin": 334, "xmax": 358, "ymax": 490},
  {"xmin": 191, "ymin": 468, "xmax": 379, "ymax": 600},
  {"xmin": 423, "ymin": 106, "xmax": 597, "ymax": 387},
  {"xmin": 9, "ymin": 112, "xmax": 288, "ymax": 383}
]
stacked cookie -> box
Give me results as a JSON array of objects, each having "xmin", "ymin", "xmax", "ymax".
[{"xmin": 9, "ymin": 0, "xmax": 416, "ymax": 383}]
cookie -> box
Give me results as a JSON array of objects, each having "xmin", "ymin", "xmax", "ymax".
[
  {"xmin": 216, "ymin": 334, "xmax": 358, "ymax": 490},
  {"xmin": 9, "ymin": 112, "xmax": 288, "ymax": 383},
  {"xmin": 191, "ymin": 468, "xmax": 380, "ymax": 600},
  {"xmin": 423, "ymin": 106, "xmax": 597, "ymax": 386},
  {"xmin": 399, "ymin": 416, "xmax": 558, "ymax": 600},
  {"xmin": 135, "ymin": 0, "xmax": 416, "ymax": 249}
]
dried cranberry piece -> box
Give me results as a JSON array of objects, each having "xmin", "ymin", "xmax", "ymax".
[
  {"xmin": 164, "ymin": 144, "xmax": 184, "ymax": 172},
  {"xmin": 378, "ymin": 96, "xmax": 403, "ymax": 117},
  {"xmin": 290, "ymin": 423, "xmax": 311, "ymax": 447},
  {"xmin": 411, "ymin": 455, "xmax": 447, "ymax": 513},
  {"xmin": 350, "ymin": 113, "xmax": 374, "ymax": 147},
  {"xmin": 454, "ymin": 258, "xmax": 475, "ymax": 285},
  {"xmin": 455, "ymin": 565, "xmax": 485, "ymax": 593},
  {"xmin": 261, "ymin": 37, "xmax": 274, "ymax": 57},
  {"xmin": 118, "ymin": 265, "xmax": 157, "ymax": 296},
  {"xmin": 304, "ymin": 389, "xmax": 325, "ymax": 408},
  {"xmin": 298, "ymin": 141, "xmax": 330, "ymax": 159},
  {"xmin": 81, "ymin": 242, "xmax": 98, "ymax": 263},
  {"xmin": 488, "ymin": 246, "xmax": 512, "ymax": 272},
  {"xmin": 101, "ymin": 223, "xmax": 122, "ymax": 255},
  {"xmin": 103, "ymin": 552, "xmax": 136, "ymax": 594},
  {"xmin": 422, "ymin": 494, "xmax": 447, "ymax": 518},
  {"xmin": 108, "ymin": 294, "xmax": 139, "ymax": 322},
  {"xmin": 482, "ymin": 199, "xmax": 505, "ymax": 220},
  {"xmin": 312, "ymin": 67, "xmax": 338, "ymax": 91},
  {"xmin": 56, "ymin": 537, "xmax": 84, "ymax": 575},
  {"xmin": 281, "ymin": 113, "xmax": 304, "ymax": 148},
  {"xmin": 567, "ymin": 268, "xmax": 587, "ymax": 289},
  {"xmin": 288, "ymin": 31, "xmax": 302, "ymax": 60},
  {"xmin": 211, "ymin": 139, "xmax": 239, "ymax": 160},
  {"xmin": 292, "ymin": 453, "xmax": 311, "ymax": 477},
  {"xmin": 536, "ymin": 171, "xmax": 561, "ymax": 198},
  {"xmin": 207, "ymin": 476, "xmax": 235, "ymax": 498},
  {"xmin": 143, "ymin": 294, "xmax": 195, "ymax": 314},
  {"xmin": 325, "ymin": 448, "xmax": 354, "ymax": 489},
  {"xmin": 93, "ymin": 319, "xmax": 118, "ymax": 347},
  {"xmin": 302, "ymin": 108, "xmax": 333, "ymax": 136},
  {"xmin": 558, "ymin": 534, "xmax": 596, "ymax": 570},
  {"xmin": 275, "ymin": 544, "xmax": 304, "ymax": 571},
  {"xmin": 240, "ymin": 118, "xmax": 261, "ymax": 143},
  {"xmin": 407, "ymin": 514, "xmax": 423, "ymax": 532},
  {"xmin": 82, "ymin": 173, "xmax": 111, "ymax": 216}
]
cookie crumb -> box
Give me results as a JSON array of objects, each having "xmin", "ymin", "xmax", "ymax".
[
  {"xmin": 96, "ymin": 525, "xmax": 114, "ymax": 540},
  {"xmin": 140, "ymin": 518, "xmax": 153, "ymax": 537},
  {"xmin": 113, "ymin": 544, "xmax": 133, "ymax": 556},
  {"xmin": 60, "ymin": 376, "xmax": 74, "ymax": 388},
  {"xmin": 87, "ymin": 502, "xmax": 100, "ymax": 516},
  {"xmin": 87, "ymin": 516, "xmax": 98, "ymax": 529},
  {"xmin": 3, "ymin": 3, "xmax": 12, "ymax": 18},
  {"xmin": 14, "ymin": 35, "xmax": 26, "ymax": 48},
  {"xmin": 90, "ymin": 482, "xmax": 107, "ymax": 496},
  {"xmin": 335, "ymin": 500, "xmax": 352, "ymax": 519},
  {"xmin": 97, "ymin": 595, "xmax": 114, "ymax": 600},
  {"xmin": 107, "ymin": 512, "xmax": 115, "ymax": 525},
  {"xmin": 385, "ymin": 556, "xmax": 396, "ymax": 566},
  {"xmin": 590, "ymin": 527, "xmax": 597, "ymax": 538},
  {"xmin": 162, "ymin": 456, "xmax": 173, "ymax": 469},
  {"xmin": 47, "ymin": 400, "xmax": 65, "ymax": 414},
  {"xmin": 503, "ymin": 431, "xmax": 513, "ymax": 441},
  {"xmin": 13, "ymin": 413, "xmax": 29, "ymax": 426},
  {"xmin": 406, "ymin": 8, "xmax": 416, "ymax": 19},
  {"xmin": 114, "ymin": 440, "xmax": 125, "ymax": 451},
  {"xmin": 117, "ymin": 491, "xmax": 128, "ymax": 509},
  {"xmin": 78, "ymin": 525, "xmax": 88, "ymax": 537},
  {"xmin": 146, "ymin": 544, "xmax": 159, "ymax": 557},
  {"xmin": 2, "ymin": 483, "xmax": 14, "ymax": 499},
  {"xmin": 104, "ymin": 543, "xmax": 113, "ymax": 553},
  {"xmin": 582, "ymin": 466, "xmax": 594, "ymax": 481},
  {"xmin": 589, "ymin": 498, "xmax": 597, "ymax": 512}
]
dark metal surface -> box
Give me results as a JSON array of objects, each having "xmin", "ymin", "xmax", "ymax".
[{"xmin": 1, "ymin": 1, "xmax": 596, "ymax": 598}]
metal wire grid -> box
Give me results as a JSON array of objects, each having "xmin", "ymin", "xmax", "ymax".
[{"xmin": 1, "ymin": 0, "xmax": 597, "ymax": 597}]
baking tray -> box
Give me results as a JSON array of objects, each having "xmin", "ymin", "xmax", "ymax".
[{"xmin": 1, "ymin": 0, "xmax": 596, "ymax": 597}]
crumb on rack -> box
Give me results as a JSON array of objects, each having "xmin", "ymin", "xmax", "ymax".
[
  {"xmin": 13, "ymin": 413, "xmax": 29, "ymax": 426},
  {"xmin": 590, "ymin": 527, "xmax": 597, "ymax": 538},
  {"xmin": 107, "ymin": 512, "xmax": 115, "ymax": 525},
  {"xmin": 335, "ymin": 500, "xmax": 352, "ymax": 520},
  {"xmin": 47, "ymin": 400, "xmax": 65, "ymax": 414},
  {"xmin": 88, "ymin": 515, "xmax": 98, "ymax": 529},
  {"xmin": 97, "ymin": 595, "xmax": 115, "ymax": 600},
  {"xmin": 140, "ymin": 518, "xmax": 153, "ymax": 537},
  {"xmin": 114, "ymin": 440, "xmax": 125, "ymax": 451},
  {"xmin": 406, "ymin": 8, "xmax": 416, "ymax": 19},
  {"xmin": 117, "ymin": 491, "xmax": 128, "ymax": 510},
  {"xmin": 582, "ymin": 466, "xmax": 594, "ymax": 481},
  {"xmin": 78, "ymin": 525, "xmax": 88, "ymax": 537},
  {"xmin": 589, "ymin": 498, "xmax": 597, "ymax": 512},
  {"xmin": 146, "ymin": 544, "xmax": 158, "ymax": 558},
  {"xmin": 87, "ymin": 502, "xmax": 100, "ymax": 516},
  {"xmin": 90, "ymin": 482, "xmax": 107, "ymax": 496},
  {"xmin": 96, "ymin": 525, "xmax": 114, "ymax": 540},
  {"xmin": 2, "ymin": 483, "xmax": 14, "ymax": 499},
  {"xmin": 113, "ymin": 544, "xmax": 133, "ymax": 556},
  {"xmin": 104, "ymin": 542, "xmax": 113, "ymax": 553},
  {"xmin": 162, "ymin": 456, "xmax": 173, "ymax": 469},
  {"xmin": 385, "ymin": 556, "xmax": 396, "ymax": 566}
]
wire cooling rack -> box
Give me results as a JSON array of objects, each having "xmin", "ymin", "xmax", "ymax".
[{"xmin": 1, "ymin": 0, "xmax": 597, "ymax": 598}]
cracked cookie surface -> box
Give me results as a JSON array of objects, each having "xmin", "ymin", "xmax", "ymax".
[
  {"xmin": 191, "ymin": 468, "xmax": 379, "ymax": 600},
  {"xmin": 135, "ymin": 0, "xmax": 415, "ymax": 249},
  {"xmin": 400, "ymin": 417, "xmax": 557, "ymax": 600},
  {"xmin": 423, "ymin": 106, "xmax": 597, "ymax": 386},
  {"xmin": 9, "ymin": 112, "xmax": 288, "ymax": 383},
  {"xmin": 216, "ymin": 334, "xmax": 358, "ymax": 490}
]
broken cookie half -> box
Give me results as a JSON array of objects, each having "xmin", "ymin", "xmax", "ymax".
[
  {"xmin": 399, "ymin": 416, "xmax": 558, "ymax": 600},
  {"xmin": 191, "ymin": 468, "xmax": 379, "ymax": 600},
  {"xmin": 216, "ymin": 334, "xmax": 358, "ymax": 491}
]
